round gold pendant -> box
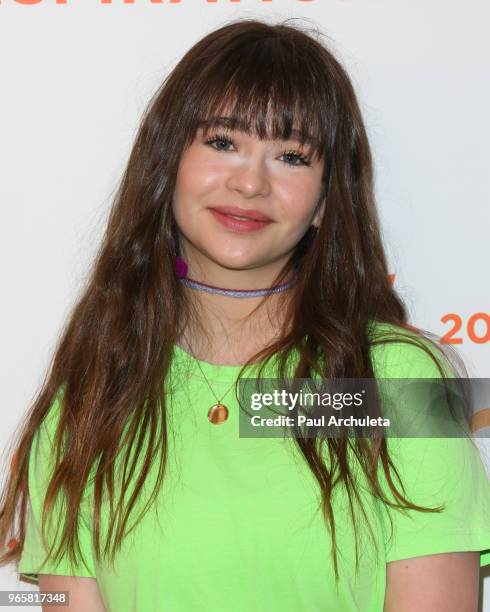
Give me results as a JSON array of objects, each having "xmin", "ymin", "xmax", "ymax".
[{"xmin": 208, "ymin": 403, "xmax": 229, "ymax": 425}]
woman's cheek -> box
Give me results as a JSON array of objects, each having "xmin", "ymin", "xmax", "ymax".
[{"xmin": 282, "ymin": 194, "xmax": 319, "ymax": 227}]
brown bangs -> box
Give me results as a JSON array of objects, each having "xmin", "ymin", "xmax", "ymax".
[{"xmin": 184, "ymin": 28, "xmax": 333, "ymax": 161}]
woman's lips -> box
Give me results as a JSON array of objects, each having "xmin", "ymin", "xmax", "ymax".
[{"xmin": 209, "ymin": 208, "xmax": 273, "ymax": 232}]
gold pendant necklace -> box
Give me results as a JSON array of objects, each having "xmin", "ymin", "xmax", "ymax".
[{"xmin": 189, "ymin": 347, "xmax": 239, "ymax": 425}]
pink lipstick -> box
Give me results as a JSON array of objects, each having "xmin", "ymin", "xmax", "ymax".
[{"xmin": 209, "ymin": 206, "xmax": 273, "ymax": 232}]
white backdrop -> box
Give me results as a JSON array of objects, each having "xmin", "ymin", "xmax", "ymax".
[{"xmin": 1, "ymin": 1, "xmax": 489, "ymax": 609}]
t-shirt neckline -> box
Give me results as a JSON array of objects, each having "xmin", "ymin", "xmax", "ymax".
[{"xmin": 172, "ymin": 342, "xmax": 261, "ymax": 384}]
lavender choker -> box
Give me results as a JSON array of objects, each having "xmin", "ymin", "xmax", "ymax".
[{"xmin": 175, "ymin": 256, "xmax": 297, "ymax": 298}]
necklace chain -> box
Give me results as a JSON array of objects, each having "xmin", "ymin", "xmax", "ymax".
[
  {"xmin": 193, "ymin": 357, "xmax": 237, "ymax": 406},
  {"xmin": 177, "ymin": 274, "xmax": 294, "ymax": 404},
  {"xmin": 181, "ymin": 339, "xmax": 242, "ymax": 424},
  {"xmin": 177, "ymin": 274, "xmax": 293, "ymax": 418}
]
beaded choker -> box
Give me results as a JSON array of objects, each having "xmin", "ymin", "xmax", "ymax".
[
  {"xmin": 179, "ymin": 276, "xmax": 297, "ymax": 298},
  {"xmin": 175, "ymin": 255, "xmax": 297, "ymax": 298}
]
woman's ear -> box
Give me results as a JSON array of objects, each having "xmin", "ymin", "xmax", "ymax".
[{"xmin": 311, "ymin": 196, "xmax": 326, "ymax": 229}]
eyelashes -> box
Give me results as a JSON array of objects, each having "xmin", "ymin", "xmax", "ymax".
[{"xmin": 203, "ymin": 132, "xmax": 312, "ymax": 167}]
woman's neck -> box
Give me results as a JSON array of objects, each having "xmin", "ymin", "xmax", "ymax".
[
  {"xmin": 175, "ymin": 247, "xmax": 296, "ymax": 363},
  {"xmin": 178, "ymin": 288, "xmax": 291, "ymax": 366}
]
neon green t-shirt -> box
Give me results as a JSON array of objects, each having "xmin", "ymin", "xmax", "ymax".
[{"xmin": 17, "ymin": 324, "xmax": 490, "ymax": 611}]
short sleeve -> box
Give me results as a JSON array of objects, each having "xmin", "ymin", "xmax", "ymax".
[
  {"xmin": 17, "ymin": 391, "xmax": 96, "ymax": 583},
  {"xmin": 371, "ymin": 334, "xmax": 490, "ymax": 567},
  {"xmin": 377, "ymin": 436, "xmax": 490, "ymax": 566}
]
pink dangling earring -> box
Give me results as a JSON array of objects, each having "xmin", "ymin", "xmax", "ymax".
[
  {"xmin": 175, "ymin": 255, "xmax": 188, "ymax": 279},
  {"xmin": 171, "ymin": 235, "xmax": 188, "ymax": 278}
]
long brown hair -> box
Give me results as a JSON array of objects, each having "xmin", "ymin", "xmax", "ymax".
[{"xmin": 0, "ymin": 17, "xmax": 470, "ymax": 581}]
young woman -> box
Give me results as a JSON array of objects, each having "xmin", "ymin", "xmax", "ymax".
[{"xmin": 1, "ymin": 18, "xmax": 489, "ymax": 612}]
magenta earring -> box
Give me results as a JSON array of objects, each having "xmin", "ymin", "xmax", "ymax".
[
  {"xmin": 175, "ymin": 255, "xmax": 188, "ymax": 279},
  {"xmin": 170, "ymin": 232, "xmax": 188, "ymax": 278}
]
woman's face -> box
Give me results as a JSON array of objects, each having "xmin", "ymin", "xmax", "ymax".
[{"xmin": 172, "ymin": 120, "xmax": 325, "ymax": 281}]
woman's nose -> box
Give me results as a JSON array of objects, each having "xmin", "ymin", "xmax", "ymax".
[{"xmin": 226, "ymin": 158, "xmax": 271, "ymax": 198}]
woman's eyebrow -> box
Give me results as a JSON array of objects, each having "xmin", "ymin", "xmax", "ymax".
[{"xmin": 198, "ymin": 115, "xmax": 316, "ymax": 146}]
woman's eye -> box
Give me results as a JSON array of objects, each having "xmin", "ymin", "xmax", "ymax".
[
  {"xmin": 281, "ymin": 151, "xmax": 311, "ymax": 167},
  {"xmin": 204, "ymin": 134, "xmax": 235, "ymax": 152},
  {"xmin": 204, "ymin": 133, "xmax": 311, "ymax": 167}
]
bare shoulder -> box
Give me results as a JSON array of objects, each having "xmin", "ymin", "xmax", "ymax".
[{"xmin": 38, "ymin": 575, "xmax": 106, "ymax": 612}]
